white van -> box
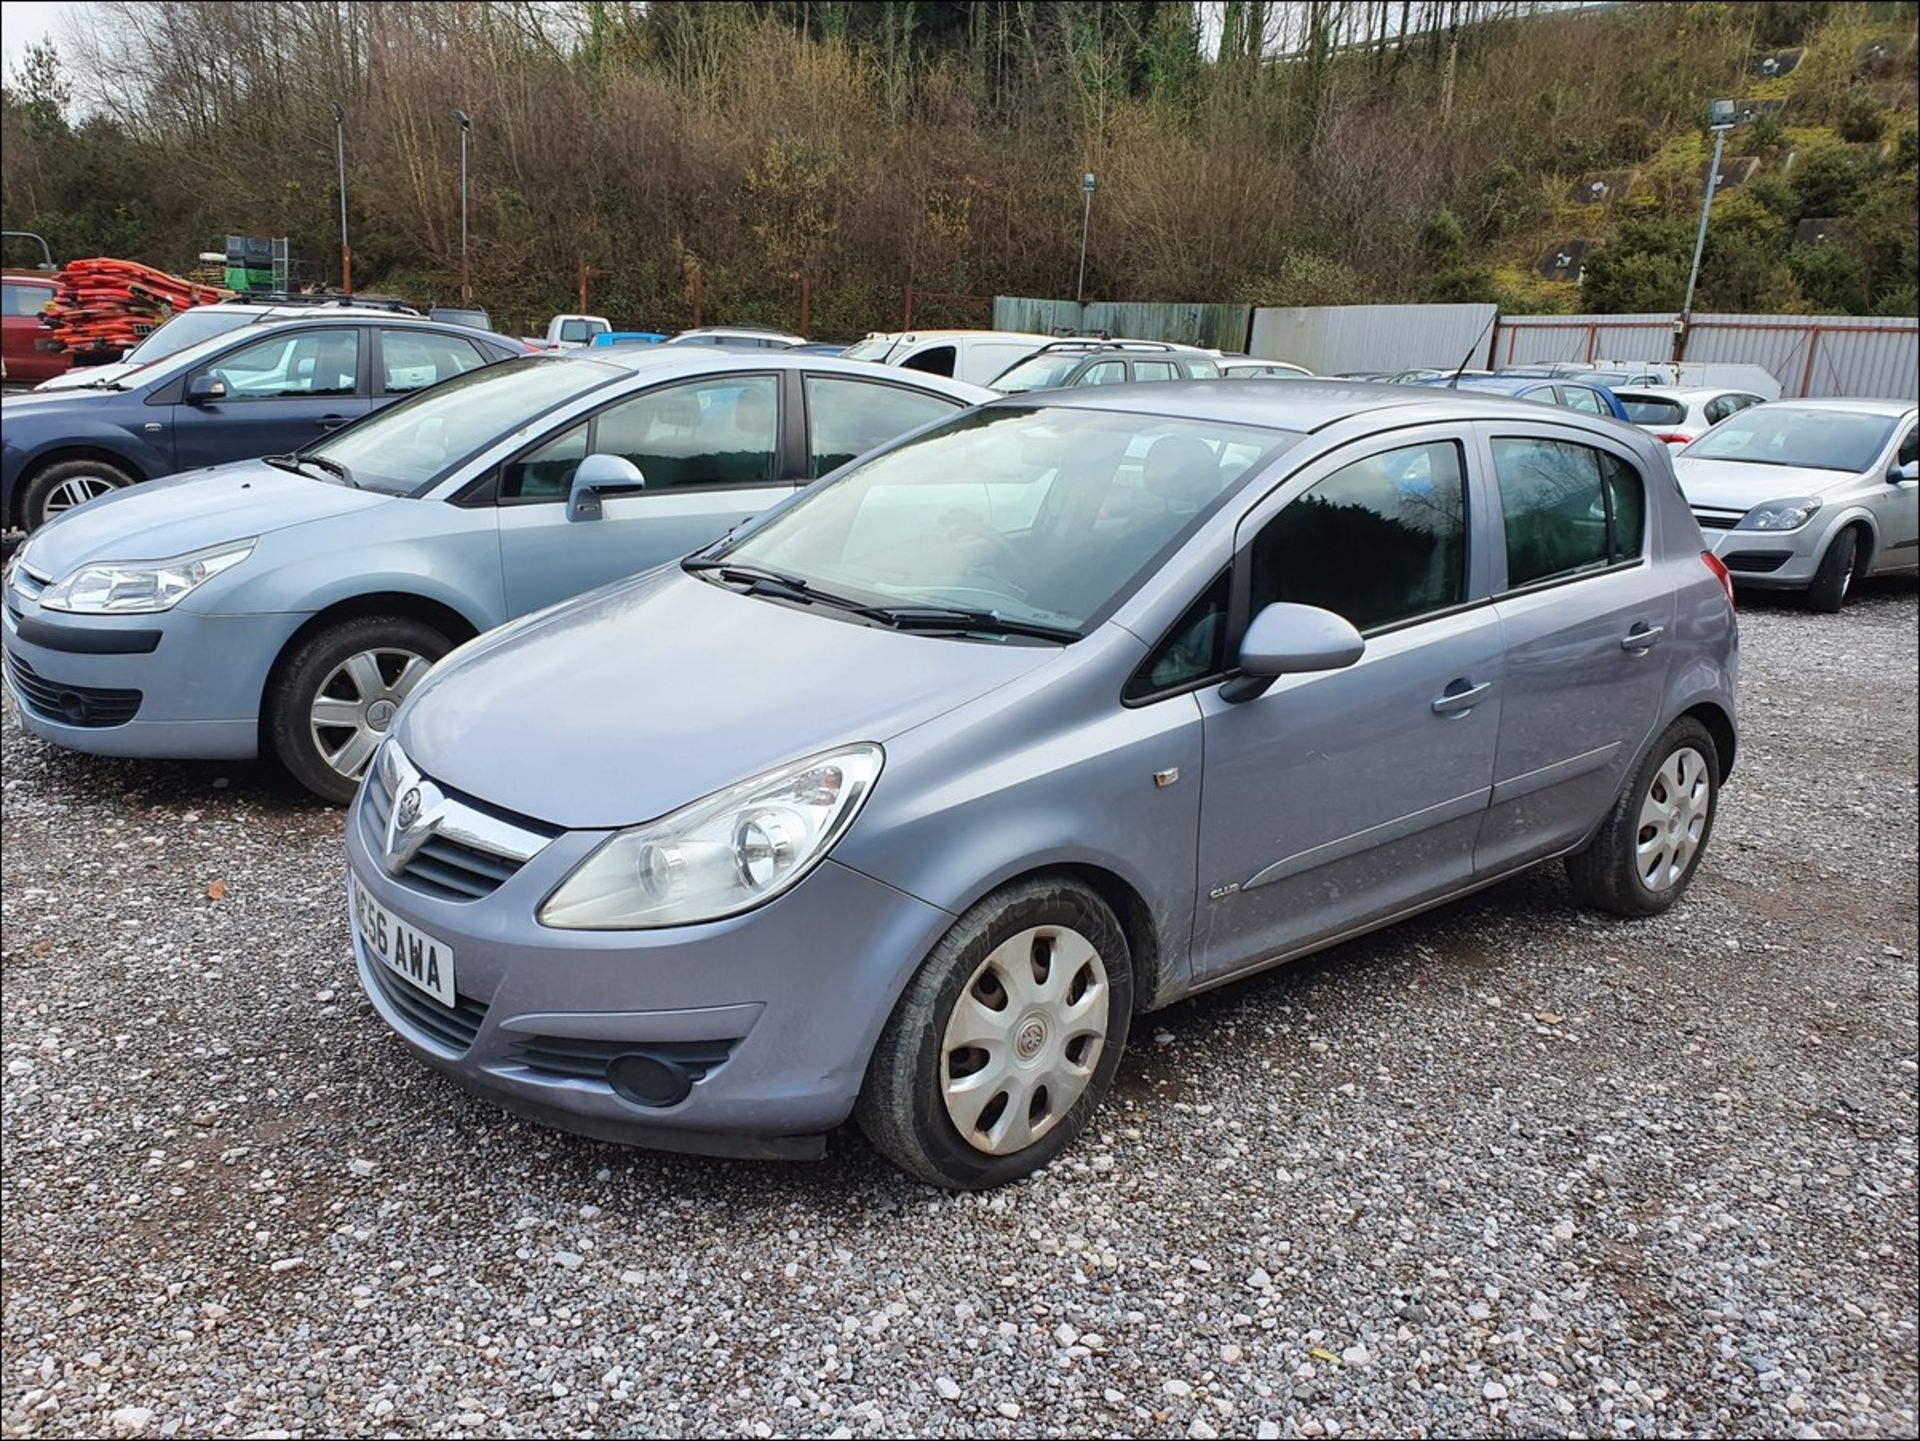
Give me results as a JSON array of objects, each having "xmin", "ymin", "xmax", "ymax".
[
  {"xmin": 843, "ymin": 329, "xmax": 1054, "ymax": 387},
  {"xmin": 1588, "ymin": 358, "xmax": 1782, "ymax": 400}
]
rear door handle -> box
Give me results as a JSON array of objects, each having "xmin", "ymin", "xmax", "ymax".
[
  {"xmin": 316, "ymin": 414, "xmax": 350, "ymax": 431},
  {"xmin": 1621, "ymin": 624, "xmax": 1665, "ymax": 653},
  {"xmin": 1431, "ymin": 679, "xmax": 1493, "ymax": 715}
]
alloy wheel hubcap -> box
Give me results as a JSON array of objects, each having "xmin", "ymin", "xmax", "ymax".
[
  {"xmin": 45, "ymin": 475, "xmax": 118, "ymax": 516},
  {"xmin": 941, "ymin": 925, "xmax": 1109, "ymax": 1156},
  {"xmin": 1635, "ymin": 745, "xmax": 1712, "ymax": 891},
  {"xmin": 309, "ymin": 647, "xmax": 431, "ymax": 780}
]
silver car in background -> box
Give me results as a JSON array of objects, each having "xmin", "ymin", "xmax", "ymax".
[
  {"xmin": 345, "ymin": 381, "xmax": 1738, "ymax": 1188},
  {"xmin": 3, "ymin": 351, "xmax": 988, "ymax": 799},
  {"xmin": 1674, "ymin": 398, "xmax": 1919, "ymax": 611}
]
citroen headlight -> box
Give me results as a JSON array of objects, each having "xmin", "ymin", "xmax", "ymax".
[
  {"xmin": 538, "ymin": 744, "xmax": 884, "ymax": 930},
  {"xmin": 38, "ymin": 539, "xmax": 256, "ymax": 614},
  {"xmin": 1736, "ymin": 498, "xmax": 1821, "ymax": 532}
]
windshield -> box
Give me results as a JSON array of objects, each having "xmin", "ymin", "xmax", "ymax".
[
  {"xmin": 305, "ymin": 356, "xmax": 624, "ymax": 494},
  {"xmin": 122, "ymin": 308, "xmax": 254, "ymax": 366},
  {"xmin": 990, "ymin": 353, "xmax": 1081, "ymax": 393},
  {"xmin": 1618, "ymin": 394, "xmax": 1685, "ymax": 426},
  {"xmin": 712, "ymin": 406, "xmax": 1297, "ymax": 634},
  {"xmin": 841, "ymin": 336, "xmax": 898, "ymax": 363},
  {"xmin": 1680, "ymin": 406, "xmax": 1897, "ymax": 473}
]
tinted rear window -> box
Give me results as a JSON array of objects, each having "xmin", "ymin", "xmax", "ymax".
[{"xmin": 1618, "ymin": 395, "xmax": 1686, "ymax": 426}]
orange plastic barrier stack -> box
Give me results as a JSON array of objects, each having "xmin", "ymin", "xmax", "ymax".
[{"xmin": 39, "ymin": 258, "xmax": 231, "ymax": 362}]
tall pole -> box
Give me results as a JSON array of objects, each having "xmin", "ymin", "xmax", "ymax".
[
  {"xmin": 331, "ymin": 102, "xmax": 351, "ymax": 295},
  {"xmin": 1677, "ymin": 103, "xmax": 1735, "ymax": 363},
  {"xmin": 453, "ymin": 109, "xmax": 471, "ymax": 306},
  {"xmin": 1075, "ymin": 171, "xmax": 1096, "ymax": 305}
]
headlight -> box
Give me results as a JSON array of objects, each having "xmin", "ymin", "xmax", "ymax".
[
  {"xmin": 38, "ymin": 539, "xmax": 255, "ymax": 614},
  {"xmin": 1735, "ymin": 498, "xmax": 1821, "ymax": 532},
  {"xmin": 538, "ymin": 744, "xmax": 884, "ymax": 930}
]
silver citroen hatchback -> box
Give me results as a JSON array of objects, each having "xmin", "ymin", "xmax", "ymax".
[{"xmin": 345, "ymin": 381, "xmax": 1738, "ymax": 1188}]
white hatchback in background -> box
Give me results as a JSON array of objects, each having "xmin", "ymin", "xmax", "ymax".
[
  {"xmin": 1616, "ymin": 386, "xmax": 1769, "ymax": 451},
  {"xmin": 842, "ymin": 330, "xmax": 1056, "ymax": 386},
  {"xmin": 1219, "ymin": 357, "xmax": 1314, "ymax": 379},
  {"xmin": 1674, "ymin": 398, "xmax": 1919, "ymax": 612}
]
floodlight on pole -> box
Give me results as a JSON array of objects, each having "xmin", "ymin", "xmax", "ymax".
[
  {"xmin": 1677, "ymin": 99, "xmax": 1737, "ymax": 361},
  {"xmin": 1075, "ymin": 171, "xmax": 1097, "ymax": 305},
  {"xmin": 453, "ymin": 109, "xmax": 472, "ymax": 306},
  {"xmin": 331, "ymin": 101, "xmax": 351, "ymax": 294}
]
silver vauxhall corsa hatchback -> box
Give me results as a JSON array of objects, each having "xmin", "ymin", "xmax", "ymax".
[{"xmin": 345, "ymin": 382, "xmax": 1738, "ymax": 1188}]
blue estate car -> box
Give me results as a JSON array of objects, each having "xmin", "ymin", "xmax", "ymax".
[
  {"xmin": 2, "ymin": 351, "xmax": 989, "ymax": 800},
  {"xmin": 2, "ymin": 314, "xmax": 522, "ymax": 532},
  {"xmin": 1415, "ymin": 373, "xmax": 1632, "ymax": 422}
]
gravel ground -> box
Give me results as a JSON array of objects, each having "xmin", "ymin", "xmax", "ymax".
[{"xmin": 3, "ymin": 580, "xmax": 1915, "ymax": 1440}]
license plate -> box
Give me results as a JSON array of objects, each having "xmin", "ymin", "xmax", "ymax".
[{"xmin": 350, "ymin": 871, "xmax": 456, "ymax": 1007}]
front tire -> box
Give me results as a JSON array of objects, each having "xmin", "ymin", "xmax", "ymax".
[
  {"xmin": 21, "ymin": 458, "xmax": 136, "ymax": 531},
  {"xmin": 266, "ymin": 615, "xmax": 451, "ymax": 804},
  {"xmin": 1805, "ymin": 526, "xmax": 1859, "ymax": 613},
  {"xmin": 857, "ymin": 877, "xmax": 1133, "ymax": 1189},
  {"xmin": 1564, "ymin": 716, "xmax": 1719, "ymax": 917}
]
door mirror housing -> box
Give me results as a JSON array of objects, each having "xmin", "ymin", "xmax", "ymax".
[
  {"xmin": 185, "ymin": 375, "xmax": 227, "ymax": 404},
  {"xmin": 1219, "ymin": 602, "xmax": 1366, "ymax": 703},
  {"xmin": 567, "ymin": 453, "xmax": 646, "ymax": 522},
  {"xmin": 1891, "ymin": 459, "xmax": 1918, "ymax": 484}
]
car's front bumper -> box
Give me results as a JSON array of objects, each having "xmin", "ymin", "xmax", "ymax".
[
  {"xmin": 343, "ymin": 771, "xmax": 956, "ymax": 1159},
  {"xmin": 1, "ymin": 588, "xmax": 298, "ymax": 759},
  {"xmin": 1699, "ymin": 513, "xmax": 1830, "ymax": 590}
]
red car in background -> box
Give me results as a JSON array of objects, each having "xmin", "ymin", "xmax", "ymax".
[{"xmin": 2, "ymin": 271, "xmax": 69, "ymax": 386}]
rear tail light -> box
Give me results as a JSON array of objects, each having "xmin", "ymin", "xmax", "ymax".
[
  {"xmin": 1654, "ymin": 432, "xmax": 1695, "ymax": 446},
  {"xmin": 1702, "ymin": 550, "xmax": 1735, "ymax": 608}
]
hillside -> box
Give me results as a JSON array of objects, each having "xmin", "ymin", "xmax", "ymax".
[{"xmin": 0, "ymin": 1, "xmax": 1914, "ymax": 334}]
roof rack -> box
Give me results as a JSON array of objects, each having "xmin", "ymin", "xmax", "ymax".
[
  {"xmin": 1036, "ymin": 337, "xmax": 1176, "ymax": 355},
  {"xmin": 220, "ymin": 291, "xmax": 422, "ymax": 315},
  {"xmin": 685, "ymin": 323, "xmax": 795, "ymax": 335}
]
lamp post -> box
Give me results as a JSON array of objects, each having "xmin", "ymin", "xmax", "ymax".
[
  {"xmin": 452, "ymin": 109, "xmax": 471, "ymax": 306},
  {"xmin": 1676, "ymin": 98, "xmax": 1737, "ymax": 362},
  {"xmin": 330, "ymin": 101, "xmax": 351, "ymax": 294},
  {"xmin": 1075, "ymin": 171, "xmax": 1097, "ymax": 305}
]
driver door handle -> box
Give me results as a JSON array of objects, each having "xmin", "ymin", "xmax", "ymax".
[
  {"xmin": 1431, "ymin": 679, "xmax": 1492, "ymax": 715},
  {"xmin": 1621, "ymin": 623, "xmax": 1665, "ymax": 653},
  {"xmin": 316, "ymin": 414, "xmax": 350, "ymax": 431}
]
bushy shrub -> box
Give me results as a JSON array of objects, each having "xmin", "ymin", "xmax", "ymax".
[{"xmin": 1834, "ymin": 91, "xmax": 1888, "ymax": 143}]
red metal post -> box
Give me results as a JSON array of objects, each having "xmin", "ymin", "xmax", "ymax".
[
  {"xmin": 1797, "ymin": 326, "xmax": 1824, "ymax": 399},
  {"xmin": 341, "ymin": 247, "xmax": 352, "ymax": 296},
  {"xmin": 799, "ymin": 276, "xmax": 811, "ymax": 337},
  {"xmin": 903, "ymin": 286, "xmax": 914, "ymax": 330},
  {"xmin": 1584, "ymin": 322, "xmax": 1597, "ymax": 362}
]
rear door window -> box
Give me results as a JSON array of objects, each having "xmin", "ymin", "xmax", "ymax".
[
  {"xmin": 1492, "ymin": 437, "xmax": 1643, "ymax": 588},
  {"xmin": 378, "ymin": 329, "xmax": 489, "ymax": 395},
  {"xmin": 1559, "ymin": 385, "xmax": 1607, "ymax": 415},
  {"xmin": 1133, "ymin": 360, "xmax": 1179, "ymax": 382},
  {"xmin": 1185, "ymin": 357, "xmax": 1221, "ymax": 378},
  {"xmin": 804, "ymin": 376, "xmax": 962, "ymax": 478}
]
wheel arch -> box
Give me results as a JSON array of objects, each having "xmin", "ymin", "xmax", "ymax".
[
  {"xmin": 257, "ymin": 591, "xmax": 483, "ymax": 747},
  {"xmin": 1680, "ymin": 700, "xmax": 1737, "ymax": 782},
  {"xmin": 1820, "ymin": 509, "xmax": 1879, "ymax": 575},
  {"xmin": 953, "ymin": 860, "xmax": 1169, "ymax": 1015},
  {"xmin": 12, "ymin": 444, "xmax": 149, "ymax": 526}
]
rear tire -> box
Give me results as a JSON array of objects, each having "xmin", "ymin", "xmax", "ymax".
[
  {"xmin": 21, "ymin": 459, "xmax": 136, "ymax": 531},
  {"xmin": 1805, "ymin": 526, "xmax": 1859, "ymax": 613},
  {"xmin": 266, "ymin": 615, "xmax": 451, "ymax": 804},
  {"xmin": 856, "ymin": 877, "xmax": 1132, "ymax": 1189},
  {"xmin": 1565, "ymin": 717, "xmax": 1719, "ymax": 917}
]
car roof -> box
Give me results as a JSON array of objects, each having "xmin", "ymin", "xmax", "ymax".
[
  {"xmin": 552, "ymin": 347, "xmax": 994, "ymax": 399},
  {"xmin": 1750, "ymin": 396, "xmax": 1915, "ymax": 416},
  {"xmin": 1613, "ymin": 385, "xmax": 1746, "ymax": 400},
  {"xmin": 1415, "ymin": 374, "xmax": 1552, "ymax": 395},
  {"xmin": 995, "ymin": 376, "xmax": 1627, "ymax": 434}
]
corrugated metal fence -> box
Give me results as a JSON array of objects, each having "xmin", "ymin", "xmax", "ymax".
[
  {"xmin": 1248, "ymin": 303, "xmax": 1500, "ymax": 376},
  {"xmin": 991, "ymin": 297, "xmax": 1251, "ymax": 351},
  {"xmin": 1490, "ymin": 312, "xmax": 1919, "ymax": 400}
]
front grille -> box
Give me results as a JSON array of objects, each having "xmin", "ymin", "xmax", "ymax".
[
  {"xmin": 1722, "ymin": 550, "xmax": 1792, "ymax": 573},
  {"xmin": 3, "ymin": 651, "xmax": 141, "ymax": 727},
  {"xmin": 1691, "ymin": 510, "xmax": 1741, "ymax": 530},
  {"xmin": 8, "ymin": 565, "xmax": 49, "ymax": 602},
  {"xmin": 367, "ymin": 959, "xmax": 489, "ymax": 1054},
  {"xmin": 513, "ymin": 1035, "xmax": 737, "ymax": 1083},
  {"xmin": 363, "ymin": 759, "xmax": 549, "ymax": 902}
]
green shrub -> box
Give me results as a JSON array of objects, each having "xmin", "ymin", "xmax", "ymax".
[
  {"xmin": 1834, "ymin": 91, "xmax": 1887, "ymax": 143},
  {"xmin": 1791, "ymin": 147, "xmax": 1873, "ymax": 217}
]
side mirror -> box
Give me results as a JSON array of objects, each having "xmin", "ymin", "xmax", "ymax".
[
  {"xmin": 1219, "ymin": 602, "xmax": 1365, "ymax": 704},
  {"xmin": 1891, "ymin": 460, "xmax": 1918, "ymax": 485},
  {"xmin": 567, "ymin": 453, "xmax": 646, "ymax": 522},
  {"xmin": 185, "ymin": 375, "xmax": 227, "ymax": 404}
]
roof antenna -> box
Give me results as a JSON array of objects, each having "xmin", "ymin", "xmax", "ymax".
[{"xmin": 1447, "ymin": 310, "xmax": 1500, "ymax": 389}]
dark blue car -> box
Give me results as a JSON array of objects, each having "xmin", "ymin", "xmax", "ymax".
[
  {"xmin": 2, "ymin": 314, "xmax": 519, "ymax": 531},
  {"xmin": 1413, "ymin": 373, "xmax": 1632, "ymax": 422}
]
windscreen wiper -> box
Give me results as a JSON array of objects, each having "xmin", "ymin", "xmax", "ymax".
[
  {"xmin": 870, "ymin": 605, "xmax": 1078, "ymax": 642},
  {"xmin": 295, "ymin": 453, "xmax": 359, "ymax": 488}
]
